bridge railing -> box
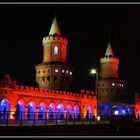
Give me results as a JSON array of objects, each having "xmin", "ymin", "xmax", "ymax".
[{"xmin": 0, "ymin": 111, "xmax": 135, "ymax": 126}]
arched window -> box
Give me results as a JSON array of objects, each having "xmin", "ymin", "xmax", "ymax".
[{"xmin": 54, "ymin": 46, "xmax": 58, "ymax": 55}]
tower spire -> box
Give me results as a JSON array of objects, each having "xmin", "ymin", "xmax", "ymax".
[
  {"xmin": 49, "ymin": 15, "xmax": 61, "ymax": 36},
  {"xmin": 105, "ymin": 41, "xmax": 114, "ymax": 57}
]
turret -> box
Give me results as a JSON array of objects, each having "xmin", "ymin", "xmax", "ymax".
[
  {"xmin": 42, "ymin": 17, "xmax": 68, "ymax": 64},
  {"xmin": 35, "ymin": 16, "xmax": 73, "ymax": 90},
  {"xmin": 97, "ymin": 41, "xmax": 124, "ymax": 104},
  {"xmin": 100, "ymin": 42, "xmax": 119, "ymax": 79}
]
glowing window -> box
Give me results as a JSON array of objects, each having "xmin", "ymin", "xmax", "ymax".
[
  {"xmin": 114, "ymin": 110, "xmax": 119, "ymax": 115},
  {"xmin": 55, "ymin": 69, "xmax": 58, "ymax": 73},
  {"xmin": 112, "ymin": 83, "xmax": 115, "ymax": 86},
  {"xmin": 54, "ymin": 46, "xmax": 58, "ymax": 55},
  {"xmin": 62, "ymin": 69, "xmax": 64, "ymax": 73}
]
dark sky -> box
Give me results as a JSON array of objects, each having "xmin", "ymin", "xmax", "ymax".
[{"xmin": 0, "ymin": 4, "xmax": 139, "ymax": 95}]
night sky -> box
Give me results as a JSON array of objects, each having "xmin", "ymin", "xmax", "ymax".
[{"xmin": 0, "ymin": 4, "xmax": 139, "ymax": 96}]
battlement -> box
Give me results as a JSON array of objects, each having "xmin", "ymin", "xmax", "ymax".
[
  {"xmin": 80, "ymin": 90, "xmax": 95, "ymax": 96},
  {"xmin": 100, "ymin": 56, "xmax": 119, "ymax": 64},
  {"xmin": 13, "ymin": 85, "xmax": 96, "ymax": 99},
  {"xmin": 42, "ymin": 36, "xmax": 68, "ymax": 45}
]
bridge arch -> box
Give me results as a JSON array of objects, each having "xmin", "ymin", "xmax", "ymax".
[{"xmin": 0, "ymin": 99, "xmax": 10, "ymax": 119}]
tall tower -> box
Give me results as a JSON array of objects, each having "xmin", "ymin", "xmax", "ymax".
[
  {"xmin": 100, "ymin": 42, "xmax": 119, "ymax": 79},
  {"xmin": 35, "ymin": 17, "xmax": 73, "ymax": 90},
  {"xmin": 97, "ymin": 42, "xmax": 124, "ymax": 104}
]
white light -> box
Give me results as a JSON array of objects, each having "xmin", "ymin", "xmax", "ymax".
[
  {"xmin": 122, "ymin": 84, "xmax": 124, "ymax": 87},
  {"xmin": 66, "ymin": 70, "xmax": 69, "ymax": 74},
  {"xmin": 62, "ymin": 69, "xmax": 64, "ymax": 73},
  {"xmin": 114, "ymin": 110, "xmax": 119, "ymax": 115},
  {"xmin": 112, "ymin": 83, "xmax": 115, "ymax": 86},
  {"xmin": 70, "ymin": 72, "xmax": 72, "ymax": 75},
  {"xmin": 119, "ymin": 84, "xmax": 121, "ymax": 86},
  {"xmin": 55, "ymin": 69, "xmax": 58, "ymax": 73},
  {"xmin": 91, "ymin": 69, "xmax": 96, "ymax": 74},
  {"xmin": 54, "ymin": 46, "xmax": 58, "ymax": 55},
  {"xmin": 57, "ymin": 105, "xmax": 61, "ymax": 109},
  {"xmin": 97, "ymin": 116, "xmax": 100, "ymax": 122}
]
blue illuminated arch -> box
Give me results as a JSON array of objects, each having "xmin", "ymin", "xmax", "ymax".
[
  {"xmin": 27, "ymin": 102, "xmax": 36, "ymax": 120},
  {"xmin": 66, "ymin": 105, "xmax": 72, "ymax": 119},
  {"xmin": 48, "ymin": 103, "xmax": 55, "ymax": 119},
  {"xmin": 74, "ymin": 105, "xmax": 80, "ymax": 119},
  {"xmin": 87, "ymin": 106, "xmax": 92, "ymax": 119},
  {"xmin": 15, "ymin": 101, "xmax": 25, "ymax": 120},
  {"xmin": 0, "ymin": 99, "xmax": 10, "ymax": 119},
  {"xmin": 112, "ymin": 105, "xmax": 133, "ymax": 116},
  {"xmin": 99, "ymin": 104, "xmax": 111, "ymax": 118},
  {"xmin": 38, "ymin": 103, "xmax": 46, "ymax": 119},
  {"xmin": 57, "ymin": 104, "xmax": 64, "ymax": 120}
]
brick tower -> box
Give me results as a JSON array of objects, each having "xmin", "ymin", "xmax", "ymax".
[
  {"xmin": 98, "ymin": 42, "xmax": 124, "ymax": 103},
  {"xmin": 35, "ymin": 17, "xmax": 73, "ymax": 90}
]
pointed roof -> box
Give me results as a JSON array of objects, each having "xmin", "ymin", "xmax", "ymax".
[
  {"xmin": 105, "ymin": 42, "xmax": 114, "ymax": 57},
  {"xmin": 49, "ymin": 17, "xmax": 61, "ymax": 36}
]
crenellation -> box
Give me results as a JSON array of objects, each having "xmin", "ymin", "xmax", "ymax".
[
  {"xmin": 35, "ymin": 87, "xmax": 39, "ymax": 92},
  {"xmin": 80, "ymin": 90, "xmax": 85, "ymax": 94},
  {"xmin": 39, "ymin": 88, "xmax": 43, "ymax": 93},
  {"xmin": 20, "ymin": 85, "xmax": 24, "ymax": 90},
  {"xmin": 15, "ymin": 85, "xmax": 19, "ymax": 90},
  {"xmin": 55, "ymin": 90, "xmax": 59, "ymax": 94},
  {"xmin": 100, "ymin": 57, "xmax": 119, "ymax": 64},
  {"xmin": 91, "ymin": 91, "xmax": 94, "ymax": 96},
  {"xmin": 25, "ymin": 86, "xmax": 29, "ymax": 91},
  {"xmin": 86, "ymin": 90, "xmax": 90, "ymax": 95},
  {"xmin": 30, "ymin": 87, "xmax": 34, "ymax": 91},
  {"xmin": 42, "ymin": 36, "xmax": 68, "ymax": 45},
  {"xmin": 63, "ymin": 91, "xmax": 66, "ymax": 95},
  {"xmin": 52, "ymin": 90, "xmax": 55, "ymax": 94}
]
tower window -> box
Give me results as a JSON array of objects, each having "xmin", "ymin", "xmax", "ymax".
[
  {"xmin": 62, "ymin": 69, "xmax": 64, "ymax": 73},
  {"xmin": 70, "ymin": 72, "xmax": 72, "ymax": 75},
  {"xmin": 112, "ymin": 83, "xmax": 115, "ymax": 86},
  {"xmin": 54, "ymin": 46, "xmax": 58, "ymax": 55},
  {"xmin": 54, "ymin": 69, "xmax": 59, "ymax": 73}
]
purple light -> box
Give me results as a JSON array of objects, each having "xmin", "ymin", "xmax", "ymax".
[
  {"xmin": 62, "ymin": 69, "xmax": 64, "ymax": 73},
  {"xmin": 55, "ymin": 69, "xmax": 58, "ymax": 73},
  {"xmin": 112, "ymin": 83, "xmax": 115, "ymax": 86},
  {"xmin": 57, "ymin": 105, "xmax": 61, "ymax": 109},
  {"xmin": 114, "ymin": 110, "xmax": 119, "ymax": 115}
]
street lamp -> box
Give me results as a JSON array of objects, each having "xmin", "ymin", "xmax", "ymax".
[{"xmin": 90, "ymin": 68, "xmax": 99, "ymax": 118}]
